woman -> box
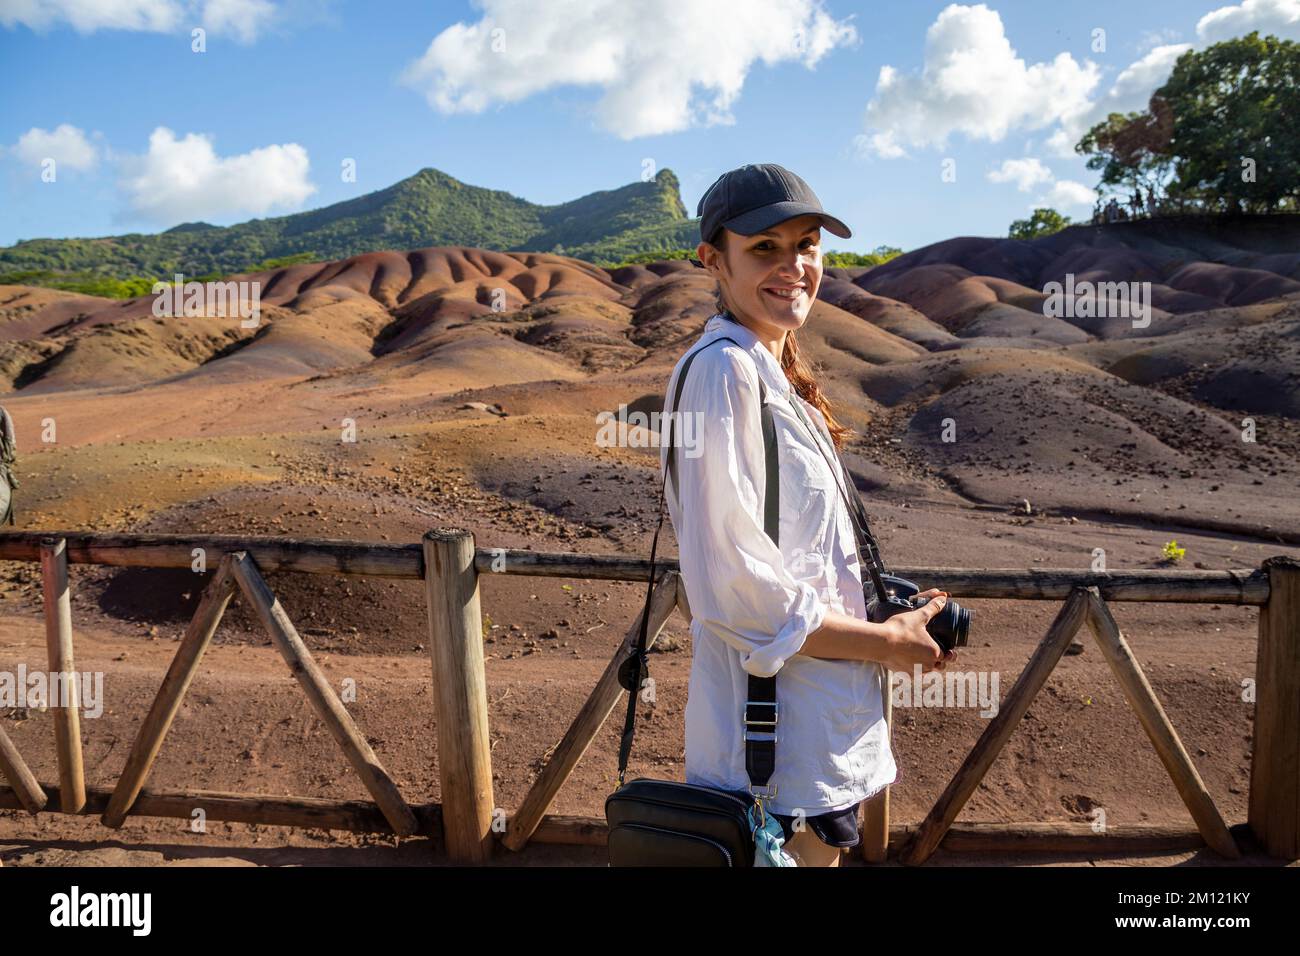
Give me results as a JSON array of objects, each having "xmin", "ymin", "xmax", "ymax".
[{"xmin": 662, "ymin": 164, "xmax": 955, "ymax": 867}]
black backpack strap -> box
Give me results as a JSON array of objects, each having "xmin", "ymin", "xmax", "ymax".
[
  {"xmin": 617, "ymin": 335, "xmax": 780, "ymax": 792},
  {"xmin": 665, "ymin": 336, "xmax": 776, "ymax": 532}
]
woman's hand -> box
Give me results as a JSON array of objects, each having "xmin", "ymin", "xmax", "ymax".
[{"xmin": 876, "ymin": 589, "xmax": 957, "ymax": 674}]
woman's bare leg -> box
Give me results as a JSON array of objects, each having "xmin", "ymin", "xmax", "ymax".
[{"xmin": 783, "ymin": 827, "xmax": 842, "ymax": 867}]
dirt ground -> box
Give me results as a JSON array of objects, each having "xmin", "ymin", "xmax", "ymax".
[
  {"xmin": 2, "ymin": 230, "xmax": 1298, "ymax": 867},
  {"xmin": 0, "ymin": 417, "xmax": 1293, "ymax": 867}
]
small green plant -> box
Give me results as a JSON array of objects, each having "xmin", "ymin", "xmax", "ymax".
[
  {"xmin": 482, "ymin": 612, "xmax": 493, "ymax": 639},
  {"xmin": 1160, "ymin": 540, "xmax": 1186, "ymax": 563}
]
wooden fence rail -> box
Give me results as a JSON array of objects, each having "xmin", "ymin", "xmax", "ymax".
[
  {"xmin": 0, "ymin": 530, "xmax": 1295, "ymax": 864},
  {"xmin": 0, "ymin": 531, "xmax": 1272, "ymax": 602}
]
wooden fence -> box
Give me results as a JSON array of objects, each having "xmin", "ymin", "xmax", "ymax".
[{"xmin": 0, "ymin": 530, "xmax": 1295, "ymax": 865}]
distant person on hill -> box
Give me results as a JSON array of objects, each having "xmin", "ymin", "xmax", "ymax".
[{"xmin": 662, "ymin": 163, "xmax": 953, "ymax": 866}]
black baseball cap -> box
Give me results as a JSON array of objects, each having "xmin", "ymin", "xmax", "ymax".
[{"xmin": 697, "ymin": 163, "xmax": 851, "ymax": 246}]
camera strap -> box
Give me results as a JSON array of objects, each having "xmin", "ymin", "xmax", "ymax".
[
  {"xmin": 617, "ymin": 335, "xmax": 779, "ymax": 791},
  {"xmin": 783, "ymin": 395, "xmax": 892, "ymax": 602}
]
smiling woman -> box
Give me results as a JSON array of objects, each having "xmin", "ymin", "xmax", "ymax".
[
  {"xmin": 605, "ymin": 163, "xmax": 955, "ymax": 868},
  {"xmin": 701, "ymin": 220, "xmax": 853, "ymax": 452},
  {"xmin": 695, "ymin": 164, "xmax": 855, "ymax": 450}
]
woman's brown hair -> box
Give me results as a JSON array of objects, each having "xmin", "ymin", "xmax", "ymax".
[{"xmin": 709, "ymin": 229, "xmax": 853, "ymax": 451}]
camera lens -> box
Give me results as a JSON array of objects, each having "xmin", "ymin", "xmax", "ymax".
[{"xmin": 927, "ymin": 600, "xmax": 972, "ymax": 650}]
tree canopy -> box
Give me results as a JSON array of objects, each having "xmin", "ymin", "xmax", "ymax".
[
  {"xmin": 1076, "ymin": 32, "xmax": 1300, "ymax": 214},
  {"xmin": 1009, "ymin": 208, "xmax": 1072, "ymax": 240}
]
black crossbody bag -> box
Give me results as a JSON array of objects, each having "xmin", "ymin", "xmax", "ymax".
[{"xmin": 605, "ymin": 335, "xmax": 890, "ymax": 867}]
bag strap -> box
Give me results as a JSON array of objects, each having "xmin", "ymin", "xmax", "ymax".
[{"xmin": 617, "ymin": 334, "xmax": 780, "ymax": 791}]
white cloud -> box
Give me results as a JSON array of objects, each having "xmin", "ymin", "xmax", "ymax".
[
  {"xmin": 399, "ymin": 0, "xmax": 857, "ymax": 140},
  {"xmin": 987, "ymin": 157, "xmax": 1094, "ymax": 209},
  {"xmin": 1138, "ymin": 27, "xmax": 1183, "ymax": 51},
  {"xmin": 1100, "ymin": 43, "xmax": 1193, "ymax": 108},
  {"xmin": 857, "ymin": 4, "xmax": 1100, "ymax": 159},
  {"xmin": 0, "ymin": 0, "xmax": 278, "ymax": 42},
  {"xmin": 1197, "ymin": 0, "xmax": 1300, "ymax": 43},
  {"xmin": 1041, "ymin": 179, "xmax": 1095, "ymax": 208},
  {"xmin": 194, "ymin": 0, "xmax": 275, "ymax": 43},
  {"xmin": 8, "ymin": 123, "xmax": 100, "ymax": 171},
  {"xmin": 862, "ymin": 0, "xmax": 1299, "ymax": 165},
  {"xmin": 987, "ymin": 157, "xmax": 1052, "ymax": 191},
  {"xmin": 1046, "ymin": 43, "xmax": 1192, "ymax": 156},
  {"xmin": 0, "ymin": 0, "xmax": 183, "ymax": 33},
  {"xmin": 118, "ymin": 127, "xmax": 315, "ymax": 224}
]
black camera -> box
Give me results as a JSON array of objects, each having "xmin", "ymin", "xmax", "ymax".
[{"xmin": 865, "ymin": 574, "xmax": 972, "ymax": 654}]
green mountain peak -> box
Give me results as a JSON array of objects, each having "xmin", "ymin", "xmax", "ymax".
[{"xmin": 0, "ymin": 166, "xmax": 701, "ymax": 290}]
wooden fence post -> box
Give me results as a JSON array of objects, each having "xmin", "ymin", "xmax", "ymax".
[
  {"xmin": 423, "ymin": 529, "xmax": 495, "ymax": 863},
  {"xmin": 900, "ymin": 587, "xmax": 1090, "ymax": 865},
  {"xmin": 861, "ymin": 665, "xmax": 892, "ymax": 862},
  {"xmin": 1249, "ymin": 556, "xmax": 1300, "ymax": 859},
  {"xmin": 229, "ymin": 552, "xmax": 418, "ymax": 837},
  {"xmin": 0, "ymin": 722, "xmax": 46, "ymax": 814},
  {"xmin": 502, "ymin": 571, "xmax": 680, "ymax": 851},
  {"xmin": 1085, "ymin": 591, "xmax": 1239, "ymax": 858},
  {"xmin": 102, "ymin": 553, "xmax": 238, "ymax": 828},
  {"xmin": 40, "ymin": 536, "xmax": 85, "ymax": 813}
]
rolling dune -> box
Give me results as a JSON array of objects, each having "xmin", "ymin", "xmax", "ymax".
[{"xmin": 2, "ymin": 219, "xmax": 1297, "ymax": 545}]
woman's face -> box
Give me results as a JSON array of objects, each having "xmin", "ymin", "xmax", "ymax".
[{"xmin": 698, "ymin": 213, "xmax": 825, "ymax": 341}]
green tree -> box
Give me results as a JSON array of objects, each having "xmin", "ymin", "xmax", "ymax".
[
  {"xmin": 1075, "ymin": 99, "xmax": 1175, "ymax": 201},
  {"xmin": 822, "ymin": 245, "xmax": 903, "ymax": 268},
  {"xmin": 1159, "ymin": 31, "xmax": 1300, "ymax": 212},
  {"xmin": 1008, "ymin": 208, "xmax": 1072, "ymax": 240},
  {"xmin": 1077, "ymin": 32, "xmax": 1300, "ymax": 214},
  {"xmin": 604, "ymin": 247, "xmax": 696, "ymax": 267}
]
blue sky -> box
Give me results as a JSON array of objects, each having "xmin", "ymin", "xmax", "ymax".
[{"xmin": 2, "ymin": 0, "xmax": 1297, "ymax": 255}]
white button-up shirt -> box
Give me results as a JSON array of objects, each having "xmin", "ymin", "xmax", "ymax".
[{"xmin": 661, "ymin": 312, "xmax": 897, "ymax": 817}]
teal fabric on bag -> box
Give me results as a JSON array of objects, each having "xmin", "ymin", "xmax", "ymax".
[{"xmin": 748, "ymin": 803, "xmax": 797, "ymax": 867}]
